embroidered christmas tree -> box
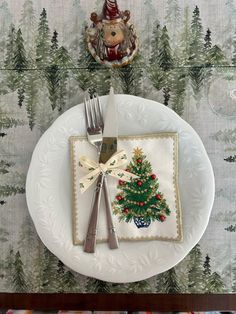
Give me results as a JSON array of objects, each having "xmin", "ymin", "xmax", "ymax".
[{"xmin": 113, "ymin": 147, "xmax": 171, "ymax": 228}]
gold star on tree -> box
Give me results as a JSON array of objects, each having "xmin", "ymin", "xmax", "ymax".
[{"xmin": 133, "ymin": 147, "xmax": 143, "ymax": 158}]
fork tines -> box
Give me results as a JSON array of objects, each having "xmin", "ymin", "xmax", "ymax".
[{"xmin": 84, "ymin": 92, "xmax": 103, "ymax": 131}]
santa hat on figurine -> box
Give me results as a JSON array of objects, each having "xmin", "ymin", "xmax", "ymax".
[{"xmin": 102, "ymin": 0, "xmax": 121, "ymax": 21}]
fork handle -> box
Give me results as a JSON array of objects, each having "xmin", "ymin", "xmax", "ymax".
[
  {"xmin": 84, "ymin": 172, "xmax": 104, "ymax": 253},
  {"xmin": 103, "ymin": 177, "xmax": 119, "ymax": 250}
]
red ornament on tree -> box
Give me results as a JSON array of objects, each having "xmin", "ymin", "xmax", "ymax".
[
  {"xmin": 126, "ymin": 168, "xmax": 130, "ymax": 172},
  {"xmin": 139, "ymin": 202, "xmax": 145, "ymax": 207},
  {"xmin": 123, "ymin": 208, "xmax": 129, "ymax": 214},
  {"xmin": 156, "ymin": 194, "xmax": 162, "ymax": 200},
  {"xmin": 137, "ymin": 180, "xmax": 142, "ymax": 186},
  {"xmin": 116, "ymin": 195, "xmax": 123, "ymax": 201},
  {"xmin": 137, "ymin": 158, "xmax": 142, "ymax": 164},
  {"xmin": 119, "ymin": 180, "xmax": 125, "ymax": 185},
  {"xmin": 151, "ymin": 174, "xmax": 156, "ymax": 180},
  {"xmin": 160, "ymin": 215, "xmax": 166, "ymax": 222}
]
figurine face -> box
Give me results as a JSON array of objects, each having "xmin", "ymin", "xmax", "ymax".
[{"xmin": 102, "ymin": 20, "xmax": 125, "ymax": 47}]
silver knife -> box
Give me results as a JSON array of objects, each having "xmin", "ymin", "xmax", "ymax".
[
  {"xmin": 100, "ymin": 87, "xmax": 119, "ymax": 250},
  {"xmin": 84, "ymin": 87, "xmax": 119, "ymax": 253}
]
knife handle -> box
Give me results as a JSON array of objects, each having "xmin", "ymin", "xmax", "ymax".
[
  {"xmin": 84, "ymin": 172, "xmax": 104, "ymax": 253},
  {"xmin": 103, "ymin": 177, "xmax": 119, "ymax": 250}
]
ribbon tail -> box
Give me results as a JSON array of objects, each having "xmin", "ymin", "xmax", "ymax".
[{"xmin": 79, "ymin": 169, "xmax": 100, "ymax": 193}]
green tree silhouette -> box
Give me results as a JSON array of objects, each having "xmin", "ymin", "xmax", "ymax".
[
  {"xmin": 189, "ymin": 6, "xmax": 205, "ymax": 97},
  {"xmin": 156, "ymin": 268, "xmax": 181, "ymax": 293},
  {"xmin": 179, "ymin": 6, "xmax": 191, "ymax": 64},
  {"xmin": 4, "ymin": 24, "xmax": 18, "ymax": 91},
  {"xmin": 204, "ymin": 28, "xmax": 212, "ymax": 51},
  {"xmin": 149, "ymin": 22, "xmax": 161, "ymax": 66},
  {"xmin": 208, "ymin": 272, "xmax": 225, "ymax": 293},
  {"xmin": 128, "ymin": 280, "xmax": 152, "ymax": 293},
  {"xmin": 165, "ymin": 0, "xmax": 181, "ymax": 46},
  {"xmin": 20, "ymin": 0, "xmax": 36, "ymax": 58},
  {"xmin": 51, "ymin": 30, "xmax": 59, "ymax": 51},
  {"xmin": 203, "ymin": 254, "xmax": 211, "ymax": 291},
  {"xmin": 188, "ymin": 244, "xmax": 204, "ymax": 292},
  {"xmin": 14, "ymin": 28, "xmax": 28, "ymax": 73},
  {"xmin": 36, "ymin": 8, "xmax": 51, "ymax": 67},
  {"xmin": 39, "ymin": 246, "xmax": 58, "ymax": 292},
  {"xmin": 85, "ymin": 278, "xmax": 111, "ymax": 293},
  {"xmin": 224, "ymin": 155, "xmax": 236, "ymax": 162},
  {"xmin": 12, "ymin": 251, "xmax": 27, "ymax": 292},
  {"xmin": 158, "ymin": 26, "xmax": 174, "ymax": 71},
  {"xmin": 208, "ymin": 45, "xmax": 228, "ymax": 66},
  {"xmin": 117, "ymin": 56, "xmax": 143, "ymax": 96}
]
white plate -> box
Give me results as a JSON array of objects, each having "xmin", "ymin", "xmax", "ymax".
[{"xmin": 26, "ymin": 95, "xmax": 215, "ymax": 283}]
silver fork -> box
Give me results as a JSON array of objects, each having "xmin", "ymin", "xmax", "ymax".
[{"xmin": 83, "ymin": 92, "xmax": 118, "ymax": 253}]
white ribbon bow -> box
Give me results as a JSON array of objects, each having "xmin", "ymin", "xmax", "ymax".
[{"xmin": 79, "ymin": 150, "xmax": 139, "ymax": 193}]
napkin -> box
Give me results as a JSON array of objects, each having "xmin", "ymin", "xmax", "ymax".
[{"xmin": 70, "ymin": 133, "xmax": 183, "ymax": 245}]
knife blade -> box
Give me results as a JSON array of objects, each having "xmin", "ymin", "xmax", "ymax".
[
  {"xmin": 84, "ymin": 87, "xmax": 119, "ymax": 253},
  {"xmin": 100, "ymin": 86, "xmax": 119, "ymax": 249},
  {"xmin": 100, "ymin": 86, "xmax": 118, "ymax": 163}
]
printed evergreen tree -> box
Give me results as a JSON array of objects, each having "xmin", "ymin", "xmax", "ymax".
[
  {"xmin": 207, "ymin": 45, "xmax": 228, "ymax": 66},
  {"xmin": 20, "ymin": 0, "xmax": 36, "ymax": 59},
  {"xmin": 56, "ymin": 260, "xmax": 80, "ymax": 292},
  {"xmin": 163, "ymin": 87, "xmax": 171, "ymax": 106},
  {"xmin": 0, "ymin": 113, "xmax": 24, "ymax": 136},
  {"xmin": 0, "ymin": 160, "xmax": 14, "ymax": 175},
  {"xmin": 187, "ymin": 244, "xmax": 204, "ymax": 292},
  {"xmin": 54, "ymin": 46, "xmax": 72, "ymax": 111},
  {"xmin": 142, "ymin": 0, "xmax": 157, "ymax": 60},
  {"xmin": 208, "ymin": 272, "xmax": 225, "ymax": 293},
  {"xmin": 179, "ymin": 6, "xmax": 191, "ymax": 65},
  {"xmin": 76, "ymin": 23, "xmax": 100, "ymax": 92},
  {"xmin": 85, "ymin": 278, "xmax": 111, "ymax": 293},
  {"xmin": 14, "ymin": 28, "xmax": 28, "ymax": 73},
  {"xmin": 224, "ymin": 155, "xmax": 236, "ymax": 162},
  {"xmin": 63, "ymin": 270, "xmax": 79, "ymax": 292},
  {"xmin": 4, "ymin": 24, "xmax": 18, "ymax": 91},
  {"xmin": 156, "ymin": 268, "xmax": 181, "ymax": 293},
  {"xmin": 117, "ymin": 56, "xmax": 143, "ymax": 96},
  {"xmin": 128, "ymin": 280, "xmax": 152, "ymax": 293},
  {"xmin": 189, "ymin": 6, "xmax": 205, "ymax": 97},
  {"xmin": 36, "ymin": 8, "xmax": 51, "ymax": 67},
  {"xmin": 0, "ymin": 185, "xmax": 25, "ymax": 198},
  {"xmin": 4, "ymin": 247, "xmax": 14, "ymax": 288},
  {"xmin": 204, "ymin": 28, "xmax": 212, "ymax": 52},
  {"xmin": 0, "ymin": 1, "xmax": 13, "ymax": 66},
  {"xmin": 113, "ymin": 148, "xmax": 170, "ymax": 229},
  {"xmin": 203, "ymin": 254, "xmax": 211, "ymax": 291},
  {"xmin": 158, "ymin": 26, "xmax": 174, "ymax": 72},
  {"xmin": 66, "ymin": 0, "xmax": 86, "ymax": 60},
  {"xmin": 24, "ymin": 70, "xmax": 38, "ymax": 129},
  {"xmin": 171, "ymin": 68, "xmax": 187, "ymax": 116},
  {"xmin": 51, "ymin": 30, "xmax": 59, "ymax": 51},
  {"xmin": 12, "ymin": 251, "xmax": 27, "ymax": 292},
  {"xmin": 46, "ymin": 44, "xmax": 72, "ymax": 111},
  {"xmin": 211, "ymin": 128, "xmax": 236, "ymax": 145},
  {"xmin": 150, "ymin": 22, "xmax": 161, "ymax": 66},
  {"xmin": 39, "ymin": 246, "xmax": 58, "ymax": 292},
  {"xmin": 233, "ymin": 257, "xmax": 236, "ymax": 292},
  {"xmin": 225, "ymin": 224, "xmax": 236, "ymax": 232},
  {"xmin": 165, "ymin": 0, "xmax": 181, "ymax": 46}
]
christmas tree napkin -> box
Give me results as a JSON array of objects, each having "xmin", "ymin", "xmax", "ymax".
[{"xmin": 70, "ymin": 133, "xmax": 183, "ymax": 245}]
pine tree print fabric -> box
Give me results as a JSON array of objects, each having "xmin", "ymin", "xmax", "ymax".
[
  {"xmin": 0, "ymin": 0, "xmax": 236, "ymax": 293},
  {"xmin": 71, "ymin": 134, "xmax": 182, "ymax": 245}
]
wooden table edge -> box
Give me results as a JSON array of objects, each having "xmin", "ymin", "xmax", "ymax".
[{"xmin": 0, "ymin": 293, "xmax": 236, "ymax": 311}]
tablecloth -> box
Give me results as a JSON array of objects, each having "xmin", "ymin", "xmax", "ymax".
[{"xmin": 0, "ymin": 0, "xmax": 236, "ymax": 293}]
